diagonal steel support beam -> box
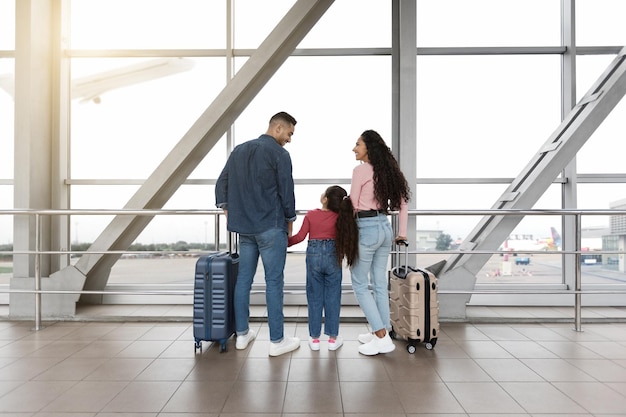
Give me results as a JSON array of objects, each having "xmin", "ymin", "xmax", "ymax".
[
  {"xmin": 439, "ymin": 46, "xmax": 626, "ymax": 316},
  {"xmin": 50, "ymin": 0, "xmax": 335, "ymax": 303}
]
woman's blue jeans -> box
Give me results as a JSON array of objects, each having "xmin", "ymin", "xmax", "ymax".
[
  {"xmin": 350, "ymin": 214, "xmax": 392, "ymax": 332},
  {"xmin": 305, "ymin": 239, "xmax": 342, "ymax": 338},
  {"xmin": 235, "ymin": 228, "xmax": 287, "ymax": 343}
]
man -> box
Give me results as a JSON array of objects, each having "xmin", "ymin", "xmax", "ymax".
[{"xmin": 215, "ymin": 111, "xmax": 300, "ymax": 357}]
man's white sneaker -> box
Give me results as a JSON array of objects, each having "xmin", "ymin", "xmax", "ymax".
[
  {"xmin": 269, "ymin": 336, "xmax": 301, "ymax": 356},
  {"xmin": 358, "ymin": 332, "xmax": 375, "ymax": 344},
  {"xmin": 328, "ymin": 335, "xmax": 343, "ymax": 351},
  {"xmin": 358, "ymin": 332, "xmax": 395, "ymax": 356},
  {"xmin": 235, "ymin": 329, "xmax": 256, "ymax": 350}
]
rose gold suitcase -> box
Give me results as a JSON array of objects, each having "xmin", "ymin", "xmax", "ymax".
[{"xmin": 389, "ymin": 243, "xmax": 440, "ymax": 353}]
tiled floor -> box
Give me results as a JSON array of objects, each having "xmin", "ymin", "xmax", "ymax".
[{"xmin": 0, "ymin": 306, "xmax": 626, "ymax": 416}]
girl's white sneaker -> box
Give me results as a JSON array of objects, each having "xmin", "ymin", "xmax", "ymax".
[
  {"xmin": 308, "ymin": 337, "xmax": 320, "ymax": 351},
  {"xmin": 328, "ymin": 336, "xmax": 343, "ymax": 351}
]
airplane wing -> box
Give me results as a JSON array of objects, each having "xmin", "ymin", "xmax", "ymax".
[
  {"xmin": 0, "ymin": 57, "xmax": 195, "ymax": 103},
  {"xmin": 72, "ymin": 58, "xmax": 195, "ymax": 103}
]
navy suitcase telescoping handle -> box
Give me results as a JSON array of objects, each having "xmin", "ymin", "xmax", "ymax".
[{"xmin": 228, "ymin": 231, "xmax": 238, "ymax": 254}]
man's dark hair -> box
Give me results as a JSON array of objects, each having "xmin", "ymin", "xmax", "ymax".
[{"xmin": 270, "ymin": 111, "xmax": 297, "ymax": 126}]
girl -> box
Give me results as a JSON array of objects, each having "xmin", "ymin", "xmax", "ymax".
[
  {"xmin": 350, "ymin": 129, "xmax": 410, "ymax": 355},
  {"xmin": 288, "ymin": 185, "xmax": 358, "ymax": 351}
]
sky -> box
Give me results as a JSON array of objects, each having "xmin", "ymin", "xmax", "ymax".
[{"xmin": 1, "ymin": 0, "xmax": 626, "ymax": 246}]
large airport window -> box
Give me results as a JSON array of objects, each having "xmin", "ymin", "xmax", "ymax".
[
  {"xmin": 578, "ymin": 184, "xmax": 626, "ymax": 220},
  {"xmin": 6, "ymin": 0, "xmax": 626, "ymax": 309},
  {"xmin": 232, "ymin": 56, "xmax": 391, "ymax": 180},
  {"xmin": 70, "ymin": 184, "xmax": 220, "ymax": 248},
  {"xmin": 293, "ymin": 183, "xmax": 352, "ymax": 218},
  {"xmin": 69, "ymin": 0, "xmax": 226, "ymax": 49},
  {"xmin": 576, "ymin": 98, "xmax": 626, "ymax": 174},
  {"xmin": 0, "ymin": 0, "xmax": 14, "ymax": 49},
  {"xmin": 0, "ymin": 60, "xmax": 13, "ymax": 180},
  {"xmin": 576, "ymin": 0, "xmax": 626, "ymax": 47},
  {"xmin": 414, "ymin": 184, "xmax": 561, "ymax": 240},
  {"xmin": 0, "ymin": 186, "xmax": 11, "ymax": 211},
  {"xmin": 188, "ymin": 137, "xmax": 229, "ymax": 180},
  {"xmin": 416, "ymin": 0, "xmax": 560, "ymax": 47},
  {"xmin": 576, "ymin": 55, "xmax": 616, "ymax": 102},
  {"xmin": 577, "ymin": 184, "xmax": 626, "ymax": 286},
  {"xmin": 575, "ymin": 56, "xmax": 626, "ymax": 175},
  {"xmin": 0, "ymin": 186, "xmax": 12, "ymax": 251},
  {"xmin": 232, "ymin": 0, "xmax": 294, "ymax": 49},
  {"xmin": 70, "ymin": 57, "xmax": 226, "ymax": 179},
  {"xmin": 416, "ymin": 55, "xmax": 561, "ymax": 178},
  {"xmin": 414, "ymin": 184, "xmax": 565, "ymax": 285},
  {"xmin": 102, "ymin": 184, "xmax": 223, "ymax": 286},
  {"xmin": 71, "ymin": 185, "xmax": 138, "ymax": 237},
  {"xmin": 297, "ymin": 0, "xmax": 391, "ymax": 49},
  {"xmin": 235, "ymin": 0, "xmax": 390, "ymax": 49}
]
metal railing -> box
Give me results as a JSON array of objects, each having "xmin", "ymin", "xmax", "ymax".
[{"xmin": 2, "ymin": 208, "xmax": 626, "ymax": 331}]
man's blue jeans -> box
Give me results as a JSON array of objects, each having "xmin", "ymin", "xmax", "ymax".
[
  {"xmin": 350, "ymin": 214, "xmax": 392, "ymax": 332},
  {"xmin": 235, "ymin": 228, "xmax": 288, "ymax": 343},
  {"xmin": 305, "ymin": 239, "xmax": 342, "ymax": 338}
]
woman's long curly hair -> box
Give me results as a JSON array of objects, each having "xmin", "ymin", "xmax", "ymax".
[
  {"xmin": 325, "ymin": 185, "xmax": 359, "ymax": 266},
  {"xmin": 360, "ymin": 130, "xmax": 411, "ymax": 212}
]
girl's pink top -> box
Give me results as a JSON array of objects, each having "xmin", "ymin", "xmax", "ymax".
[
  {"xmin": 288, "ymin": 209, "xmax": 338, "ymax": 246},
  {"xmin": 349, "ymin": 162, "xmax": 408, "ymax": 237}
]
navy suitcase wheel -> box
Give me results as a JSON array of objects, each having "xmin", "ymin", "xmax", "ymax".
[{"xmin": 193, "ymin": 251, "xmax": 238, "ymax": 353}]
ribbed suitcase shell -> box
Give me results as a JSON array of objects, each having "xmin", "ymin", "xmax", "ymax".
[
  {"xmin": 389, "ymin": 266, "xmax": 439, "ymax": 352},
  {"xmin": 193, "ymin": 252, "xmax": 238, "ymax": 352}
]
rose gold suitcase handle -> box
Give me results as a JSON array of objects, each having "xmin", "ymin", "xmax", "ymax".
[{"xmin": 395, "ymin": 239, "xmax": 409, "ymax": 278}]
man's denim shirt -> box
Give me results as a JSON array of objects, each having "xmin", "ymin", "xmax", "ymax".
[{"xmin": 215, "ymin": 135, "xmax": 297, "ymax": 235}]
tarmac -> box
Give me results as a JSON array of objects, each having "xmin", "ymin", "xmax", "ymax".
[{"xmin": 2, "ymin": 252, "xmax": 626, "ymax": 324}]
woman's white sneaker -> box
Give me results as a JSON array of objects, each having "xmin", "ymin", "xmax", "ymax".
[
  {"xmin": 358, "ymin": 332, "xmax": 395, "ymax": 355},
  {"xmin": 358, "ymin": 332, "xmax": 375, "ymax": 344}
]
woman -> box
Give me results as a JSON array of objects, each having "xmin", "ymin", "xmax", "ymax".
[{"xmin": 350, "ymin": 129, "xmax": 410, "ymax": 355}]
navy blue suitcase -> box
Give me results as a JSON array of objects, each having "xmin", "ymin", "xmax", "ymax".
[{"xmin": 193, "ymin": 251, "xmax": 238, "ymax": 353}]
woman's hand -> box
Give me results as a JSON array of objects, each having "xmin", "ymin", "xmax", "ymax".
[{"xmin": 395, "ymin": 236, "xmax": 408, "ymax": 245}]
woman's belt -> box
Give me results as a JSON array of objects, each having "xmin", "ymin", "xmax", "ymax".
[{"xmin": 356, "ymin": 209, "xmax": 386, "ymax": 218}]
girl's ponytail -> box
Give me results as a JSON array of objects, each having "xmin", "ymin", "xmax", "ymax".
[{"xmin": 335, "ymin": 195, "xmax": 359, "ymax": 266}]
